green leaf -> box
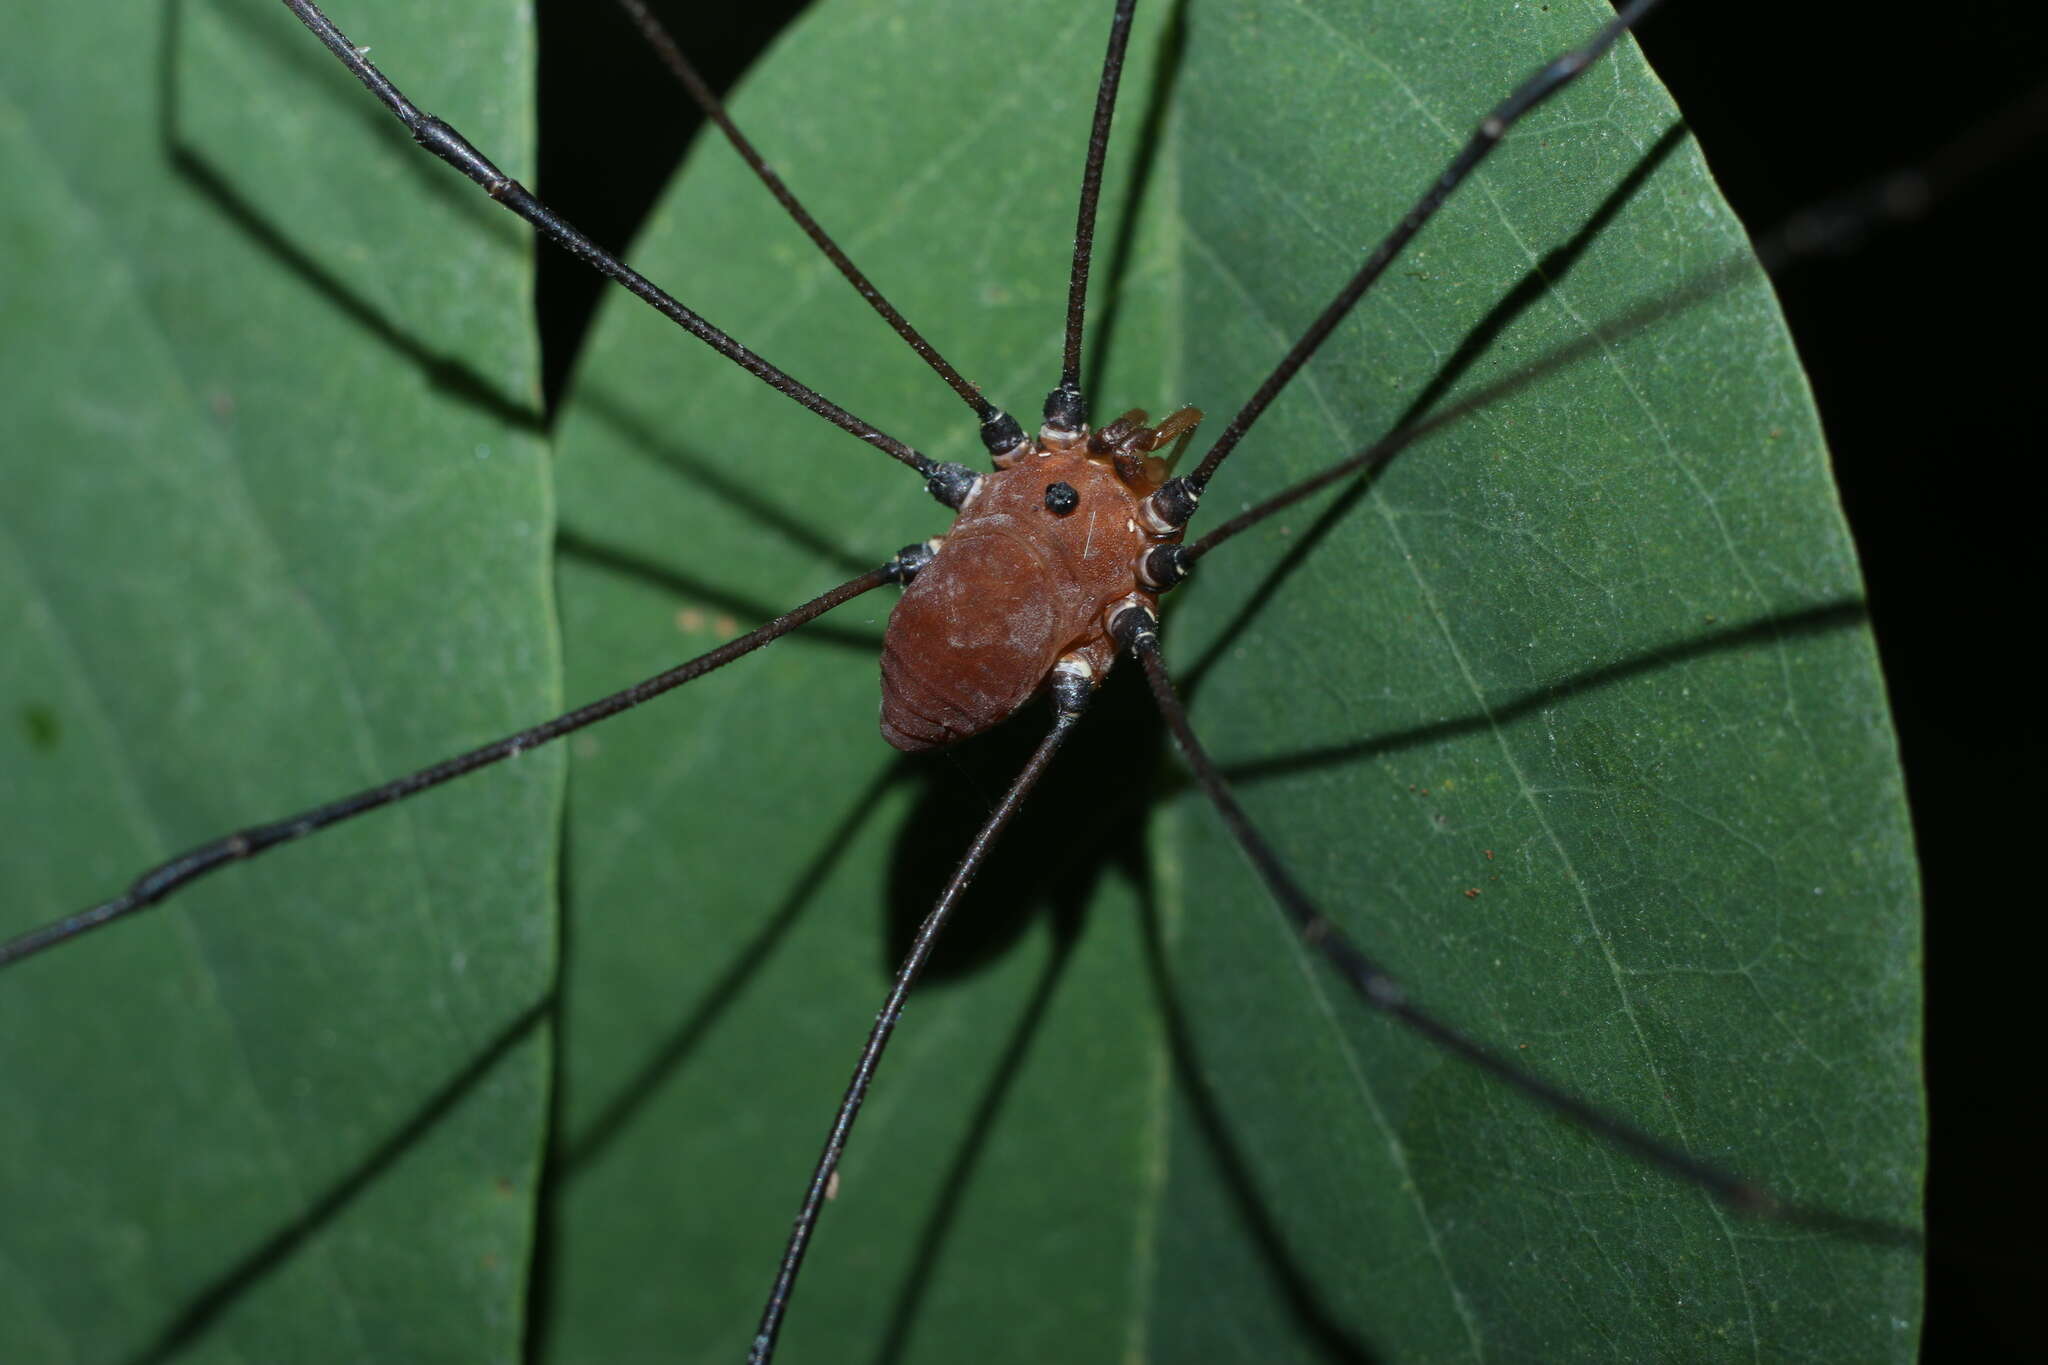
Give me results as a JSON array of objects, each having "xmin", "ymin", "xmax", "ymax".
[
  {"xmin": 547, "ymin": 0, "xmax": 1920, "ymax": 1362},
  {"xmin": 0, "ymin": 2, "xmax": 556, "ymax": 1360},
  {"xmin": 0, "ymin": 1, "xmax": 1923, "ymax": 1363},
  {"xmin": 1152, "ymin": 4, "xmax": 1924, "ymax": 1358}
]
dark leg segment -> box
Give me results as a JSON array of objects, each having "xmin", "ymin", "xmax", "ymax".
[
  {"xmin": 279, "ymin": 0, "xmax": 943, "ymax": 480},
  {"xmin": 1, "ymin": 563, "xmax": 908, "ymax": 969},
  {"xmin": 1184, "ymin": 78, "xmax": 2048, "ymax": 562},
  {"xmin": 748, "ymin": 671, "xmax": 1094, "ymax": 1365},
  {"xmin": 1044, "ymin": 0, "xmax": 1140, "ymax": 437},
  {"xmin": 1176, "ymin": 0, "xmax": 1666, "ymax": 497},
  {"xmin": 1107, "ymin": 606, "xmax": 1791, "ymax": 1212},
  {"xmin": 609, "ymin": 0, "xmax": 1025, "ymax": 456}
]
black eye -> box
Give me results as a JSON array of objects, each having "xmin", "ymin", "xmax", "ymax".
[{"xmin": 1044, "ymin": 482, "xmax": 1079, "ymax": 516}]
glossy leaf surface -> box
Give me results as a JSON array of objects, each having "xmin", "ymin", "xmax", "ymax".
[{"xmin": 548, "ymin": 0, "xmax": 1921, "ymax": 1361}]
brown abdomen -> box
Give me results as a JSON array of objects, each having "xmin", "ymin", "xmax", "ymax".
[
  {"xmin": 878, "ymin": 449, "xmax": 1158, "ymax": 752},
  {"xmin": 879, "ymin": 529, "xmax": 1064, "ymax": 750}
]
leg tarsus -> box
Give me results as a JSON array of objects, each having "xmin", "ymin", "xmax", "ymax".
[{"xmin": 747, "ymin": 697, "xmax": 1089, "ymax": 1362}]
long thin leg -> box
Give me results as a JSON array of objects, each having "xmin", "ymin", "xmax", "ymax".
[
  {"xmin": 1112, "ymin": 606, "xmax": 1917, "ymax": 1245},
  {"xmin": 0, "ymin": 558, "xmax": 915, "ymax": 969},
  {"xmin": 1043, "ymin": 0, "xmax": 1140, "ymax": 437},
  {"xmin": 1114, "ymin": 607, "xmax": 1762, "ymax": 1209},
  {"xmin": 280, "ymin": 0, "xmax": 967, "ymax": 491},
  {"xmin": 610, "ymin": 0, "xmax": 1026, "ymax": 457},
  {"xmin": 1169, "ymin": 0, "xmax": 1664, "ymax": 500},
  {"xmin": 1182, "ymin": 82, "xmax": 2048, "ymax": 561},
  {"xmin": 748, "ymin": 672, "xmax": 1093, "ymax": 1365}
]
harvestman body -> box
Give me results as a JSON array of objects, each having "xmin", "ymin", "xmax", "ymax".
[{"xmin": 881, "ymin": 407, "xmax": 1199, "ymax": 750}]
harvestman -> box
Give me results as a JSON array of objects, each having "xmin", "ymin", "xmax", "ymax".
[{"xmin": 0, "ymin": 0, "xmax": 1927, "ymax": 1358}]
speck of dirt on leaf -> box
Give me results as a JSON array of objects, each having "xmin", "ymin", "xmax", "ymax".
[{"xmin": 19, "ymin": 704, "xmax": 59, "ymax": 752}]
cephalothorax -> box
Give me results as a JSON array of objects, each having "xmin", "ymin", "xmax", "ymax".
[{"xmin": 880, "ymin": 406, "xmax": 1201, "ymax": 750}]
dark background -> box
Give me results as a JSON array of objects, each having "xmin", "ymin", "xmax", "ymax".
[{"xmin": 531, "ymin": 1, "xmax": 2047, "ymax": 1355}]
